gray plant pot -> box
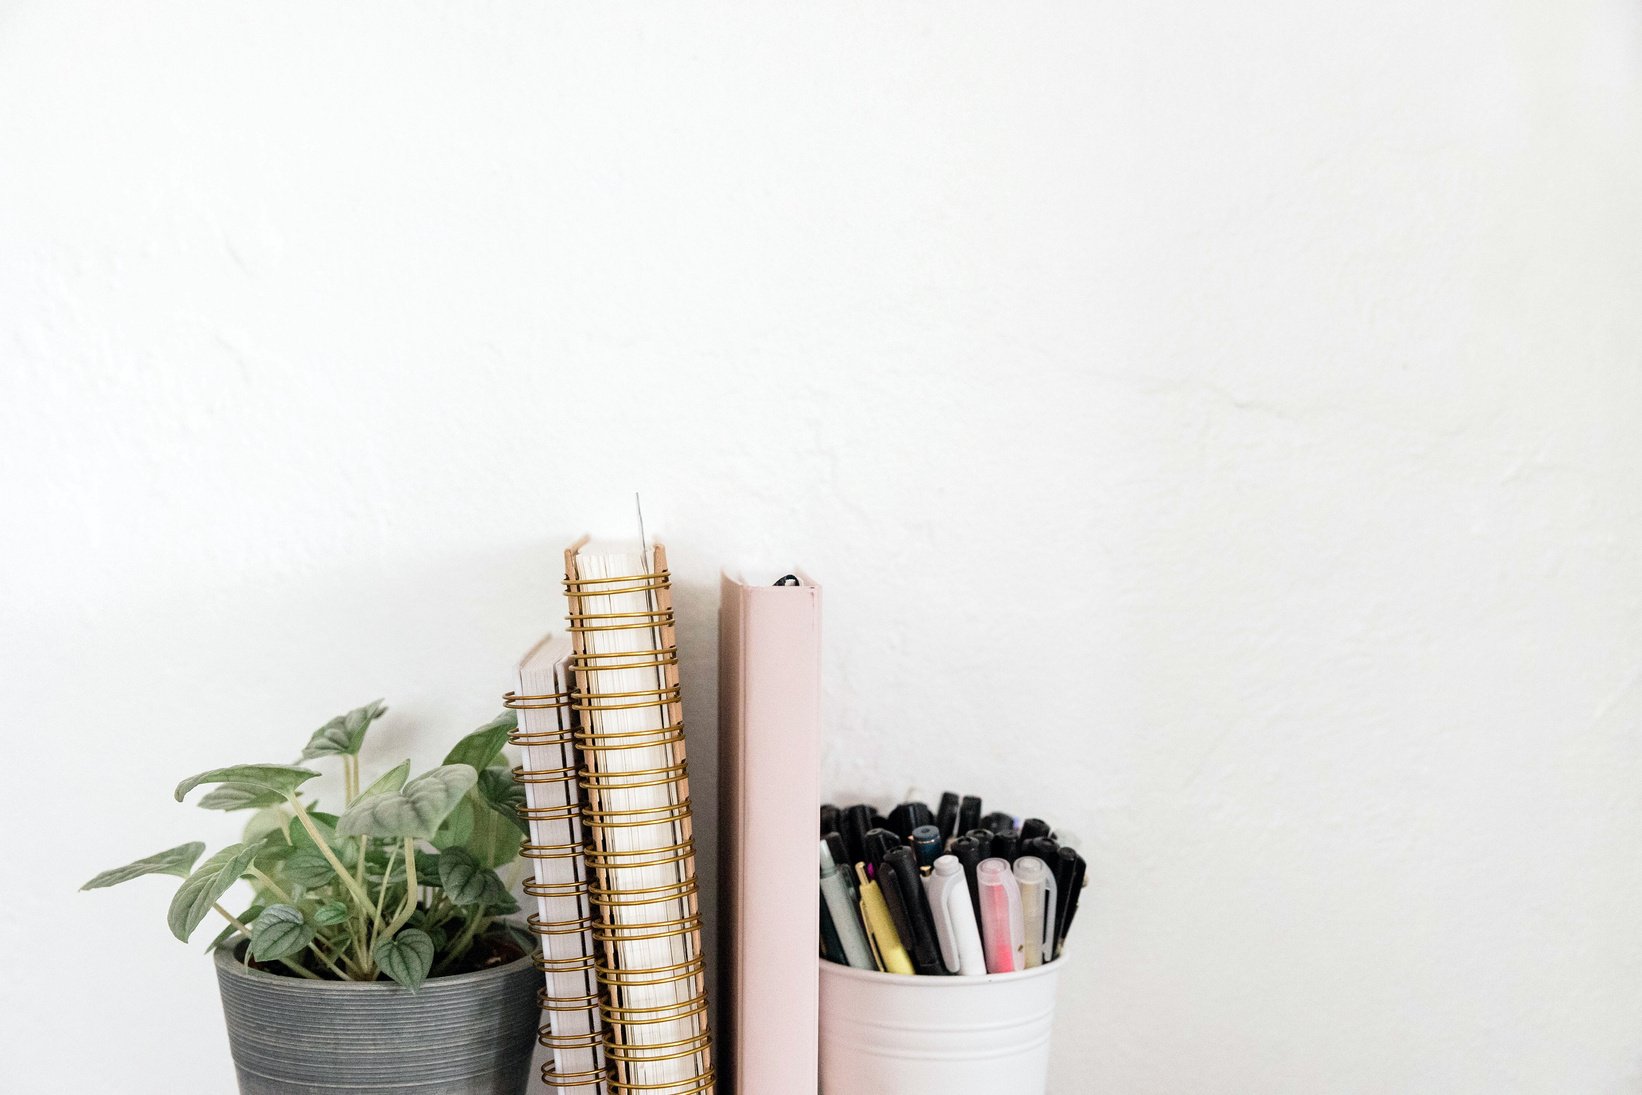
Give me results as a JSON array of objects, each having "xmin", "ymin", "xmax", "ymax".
[{"xmin": 213, "ymin": 944, "xmax": 540, "ymax": 1095}]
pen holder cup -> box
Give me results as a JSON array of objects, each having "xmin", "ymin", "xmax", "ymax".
[{"xmin": 818, "ymin": 958, "xmax": 1065, "ymax": 1095}]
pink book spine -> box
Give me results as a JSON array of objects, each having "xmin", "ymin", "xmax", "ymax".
[{"xmin": 719, "ymin": 573, "xmax": 822, "ymax": 1095}]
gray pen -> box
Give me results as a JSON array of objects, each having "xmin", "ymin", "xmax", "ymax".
[{"xmin": 820, "ymin": 839, "xmax": 875, "ymax": 969}]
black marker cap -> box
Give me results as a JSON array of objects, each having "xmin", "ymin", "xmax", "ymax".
[
  {"xmin": 949, "ymin": 835, "xmax": 985, "ymax": 929},
  {"xmin": 991, "ymin": 829, "xmax": 1020, "ymax": 864},
  {"xmin": 1055, "ymin": 847, "xmax": 1087, "ymax": 955},
  {"xmin": 957, "ymin": 795, "xmax": 982, "ymax": 834},
  {"xmin": 1019, "ymin": 817, "xmax": 1051, "ymax": 843},
  {"xmin": 862, "ymin": 828, "xmax": 901, "ymax": 873},
  {"xmin": 981, "ymin": 811, "xmax": 1016, "ymax": 835},
  {"xmin": 966, "ymin": 828, "xmax": 995, "ymax": 860},
  {"xmin": 841, "ymin": 804, "xmax": 873, "ymax": 865},
  {"xmin": 887, "ymin": 801, "xmax": 935, "ymax": 839},
  {"xmin": 1022, "ymin": 836, "xmax": 1060, "ymax": 864},
  {"xmin": 820, "ymin": 804, "xmax": 841, "ymax": 837},
  {"xmin": 878, "ymin": 846, "xmax": 945, "ymax": 975},
  {"xmin": 936, "ymin": 792, "xmax": 960, "ymax": 841}
]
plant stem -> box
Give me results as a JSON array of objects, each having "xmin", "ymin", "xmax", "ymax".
[
  {"xmin": 278, "ymin": 957, "xmax": 325, "ymax": 980},
  {"xmin": 285, "ymin": 793, "xmax": 375, "ymax": 910},
  {"xmin": 370, "ymin": 843, "xmax": 394, "ymax": 932},
  {"xmin": 308, "ymin": 941, "xmax": 350, "ymax": 980},
  {"xmin": 435, "ymin": 906, "xmax": 488, "ymax": 974},
  {"xmin": 213, "ymin": 902, "xmax": 253, "ymax": 937},
  {"xmin": 343, "ymin": 754, "xmax": 359, "ymax": 804},
  {"xmin": 246, "ymin": 866, "xmax": 294, "ymax": 905},
  {"xmin": 380, "ymin": 838, "xmax": 419, "ymax": 940}
]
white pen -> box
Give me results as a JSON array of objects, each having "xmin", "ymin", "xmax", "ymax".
[
  {"xmin": 819, "ymin": 839, "xmax": 875, "ymax": 969},
  {"xmin": 1011, "ymin": 855, "xmax": 1059, "ymax": 968},
  {"xmin": 924, "ymin": 854, "xmax": 986, "ymax": 975}
]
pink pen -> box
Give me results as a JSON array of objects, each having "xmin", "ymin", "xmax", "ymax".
[{"xmin": 975, "ymin": 857, "xmax": 1025, "ymax": 974}]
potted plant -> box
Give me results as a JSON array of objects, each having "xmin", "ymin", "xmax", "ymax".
[{"xmin": 82, "ymin": 701, "xmax": 542, "ymax": 1095}]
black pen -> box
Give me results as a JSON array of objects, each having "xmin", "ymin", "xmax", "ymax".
[
  {"xmin": 957, "ymin": 795, "xmax": 982, "ymax": 834},
  {"xmin": 966, "ymin": 827, "xmax": 995, "ymax": 860},
  {"xmin": 981, "ymin": 811, "xmax": 1016, "ymax": 835},
  {"xmin": 877, "ymin": 846, "xmax": 945, "ymax": 975},
  {"xmin": 888, "ymin": 801, "xmax": 934, "ymax": 839},
  {"xmin": 820, "ymin": 803, "xmax": 840, "ymax": 837},
  {"xmin": 1022, "ymin": 836, "xmax": 1060, "ymax": 864},
  {"xmin": 936, "ymin": 792, "xmax": 960, "ymax": 842},
  {"xmin": 841, "ymin": 804, "xmax": 873, "ymax": 865},
  {"xmin": 1054, "ymin": 846, "xmax": 1086, "ymax": 956},
  {"xmin": 991, "ymin": 829, "xmax": 1020, "ymax": 864},
  {"xmin": 949, "ymin": 835, "xmax": 985, "ymax": 929},
  {"xmin": 862, "ymin": 828, "xmax": 901, "ymax": 876}
]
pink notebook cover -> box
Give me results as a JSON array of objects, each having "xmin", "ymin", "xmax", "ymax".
[{"xmin": 718, "ymin": 572, "xmax": 822, "ymax": 1095}]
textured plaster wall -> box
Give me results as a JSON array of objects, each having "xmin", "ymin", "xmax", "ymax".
[{"xmin": 5, "ymin": 3, "xmax": 1642, "ymax": 1093}]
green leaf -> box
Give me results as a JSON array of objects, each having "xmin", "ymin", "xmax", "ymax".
[
  {"xmin": 167, "ymin": 841, "xmax": 266, "ymax": 942},
  {"xmin": 358, "ymin": 759, "xmax": 411, "ymax": 801},
  {"xmin": 313, "ymin": 902, "xmax": 349, "ymax": 927},
  {"xmin": 288, "ymin": 810, "xmax": 338, "ymax": 851},
  {"xmin": 475, "ymin": 766, "xmax": 528, "ymax": 836},
  {"xmin": 438, "ymin": 847, "xmax": 511, "ymax": 908},
  {"xmin": 336, "ymin": 764, "xmax": 477, "ymax": 840},
  {"xmin": 299, "ymin": 700, "xmax": 388, "ymax": 760},
  {"xmin": 374, "ymin": 928, "xmax": 434, "ymax": 990},
  {"xmin": 432, "ymin": 796, "xmax": 474, "ymax": 850},
  {"xmin": 244, "ymin": 806, "xmax": 289, "ymax": 845},
  {"xmin": 442, "ymin": 712, "xmax": 515, "ymax": 772},
  {"xmin": 282, "ymin": 848, "xmax": 336, "ymax": 889},
  {"xmin": 81, "ymin": 842, "xmax": 206, "ymax": 890},
  {"xmin": 414, "ymin": 849, "xmax": 443, "ymax": 884},
  {"xmin": 463, "ymin": 788, "xmax": 524, "ymax": 870},
  {"xmin": 250, "ymin": 904, "xmax": 315, "ymax": 963},
  {"xmin": 206, "ymin": 904, "xmax": 264, "ymax": 952},
  {"xmin": 197, "ymin": 783, "xmax": 288, "ymax": 812},
  {"xmin": 175, "ymin": 765, "xmax": 320, "ymax": 803}
]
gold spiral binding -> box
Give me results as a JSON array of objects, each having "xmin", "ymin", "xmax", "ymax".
[
  {"xmin": 507, "ymin": 679, "xmax": 611, "ymax": 1094},
  {"xmin": 544, "ymin": 1063, "xmax": 613, "ymax": 1092},
  {"xmin": 534, "ymin": 951, "xmax": 598, "ymax": 976},
  {"xmin": 538, "ymin": 985, "xmax": 603, "ymax": 1012},
  {"xmin": 564, "ymin": 543, "xmax": 713, "ymax": 1095},
  {"xmin": 593, "ymin": 950, "xmax": 707, "ymax": 979},
  {"xmin": 527, "ymin": 876, "xmax": 597, "ymax": 899},
  {"xmin": 599, "ymin": 991, "xmax": 710, "ymax": 1023},
  {"xmin": 541, "ymin": 1028, "xmax": 608, "ymax": 1052},
  {"xmin": 592, "ymin": 914, "xmax": 703, "ymax": 946}
]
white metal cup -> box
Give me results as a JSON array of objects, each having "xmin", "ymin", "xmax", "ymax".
[{"xmin": 818, "ymin": 957, "xmax": 1064, "ymax": 1095}]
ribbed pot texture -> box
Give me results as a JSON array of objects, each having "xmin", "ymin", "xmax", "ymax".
[{"xmin": 213, "ymin": 945, "xmax": 540, "ymax": 1095}]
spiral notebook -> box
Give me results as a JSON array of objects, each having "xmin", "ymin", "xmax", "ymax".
[
  {"xmin": 507, "ymin": 635, "xmax": 607, "ymax": 1094},
  {"xmin": 564, "ymin": 542, "xmax": 715, "ymax": 1095}
]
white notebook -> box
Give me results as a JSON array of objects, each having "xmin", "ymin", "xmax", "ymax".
[{"xmin": 516, "ymin": 634, "xmax": 607, "ymax": 1094}]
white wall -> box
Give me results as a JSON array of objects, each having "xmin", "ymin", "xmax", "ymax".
[{"xmin": 4, "ymin": 2, "xmax": 1641, "ymax": 1092}]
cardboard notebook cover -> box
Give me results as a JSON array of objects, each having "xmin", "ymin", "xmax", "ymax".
[{"xmin": 718, "ymin": 572, "xmax": 822, "ymax": 1095}]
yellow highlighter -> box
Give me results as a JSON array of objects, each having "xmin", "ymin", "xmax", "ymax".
[{"xmin": 856, "ymin": 863, "xmax": 913, "ymax": 974}]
